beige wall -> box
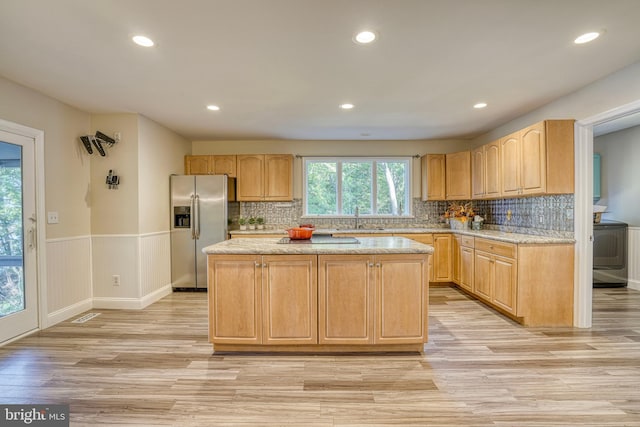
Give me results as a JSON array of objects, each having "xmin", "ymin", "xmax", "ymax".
[
  {"xmin": 90, "ymin": 114, "xmax": 140, "ymax": 235},
  {"xmin": 0, "ymin": 76, "xmax": 91, "ymax": 239},
  {"xmin": 471, "ymin": 60, "xmax": 640, "ymax": 146},
  {"xmin": 138, "ymin": 115, "xmax": 190, "ymax": 234},
  {"xmin": 192, "ymin": 139, "xmax": 472, "ymax": 198}
]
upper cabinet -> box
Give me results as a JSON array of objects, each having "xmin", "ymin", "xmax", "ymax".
[
  {"xmin": 237, "ymin": 154, "xmax": 293, "ymax": 201},
  {"xmin": 421, "ymin": 152, "xmax": 470, "ymax": 201},
  {"xmin": 185, "ymin": 155, "xmax": 237, "ymax": 177},
  {"xmin": 445, "ymin": 151, "xmax": 471, "ymax": 200},
  {"xmin": 500, "ymin": 120, "xmax": 574, "ymax": 197},
  {"xmin": 421, "ymin": 154, "xmax": 446, "ymax": 201},
  {"xmin": 468, "ymin": 119, "xmax": 574, "ymax": 200},
  {"xmin": 472, "ymin": 141, "xmax": 500, "ymax": 199}
]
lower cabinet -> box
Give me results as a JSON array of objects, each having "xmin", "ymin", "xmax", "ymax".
[
  {"xmin": 459, "ymin": 245, "xmax": 474, "ymax": 293},
  {"xmin": 474, "ymin": 250, "xmax": 517, "ymax": 315},
  {"xmin": 394, "ymin": 233, "xmax": 450, "ymax": 283},
  {"xmin": 208, "ymin": 253, "xmax": 429, "ymax": 350},
  {"xmin": 318, "ymin": 254, "xmax": 428, "ymax": 345},
  {"xmin": 432, "ymin": 234, "xmax": 452, "ymax": 282},
  {"xmin": 473, "ymin": 238, "xmax": 518, "ymax": 316},
  {"xmin": 208, "ymin": 254, "xmax": 317, "ymax": 345},
  {"xmin": 208, "ymin": 255, "xmax": 262, "ymax": 345}
]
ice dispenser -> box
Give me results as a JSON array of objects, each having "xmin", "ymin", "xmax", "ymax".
[{"xmin": 174, "ymin": 206, "xmax": 191, "ymax": 228}]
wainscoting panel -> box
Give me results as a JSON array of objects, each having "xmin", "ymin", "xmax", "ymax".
[
  {"xmin": 46, "ymin": 236, "xmax": 92, "ymax": 325},
  {"xmin": 628, "ymin": 227, "xmax": 640, "ymax": 291},
  {"xmin": 139, "ymin": 232, "xmax": 172, "ymax": 306},
  {"xmin": 91, "ymin": 235, "xmax": 140, "ymax": 300}
]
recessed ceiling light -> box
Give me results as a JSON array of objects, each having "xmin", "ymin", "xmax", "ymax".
[
  {"xmin": 206, "ymin": 105, "xmax": 220, "ymax": 111},
  {"xmin": 473, "ymin": 102, "xmax": 488, "ymax": 109},
  {"xmin": 340, "ymin": 103, "xmax": 354, "ymax": 110},
  {"xmin": 574, "ymin": 32, "xmax": 600, "ymax": 44},
  {"xmin": 132, "ymin": 35, "xmax": 154, "ymax": 47},
  {"xmin": 354, "ymin": 31, "xmax": 376, "ymax": 44}
]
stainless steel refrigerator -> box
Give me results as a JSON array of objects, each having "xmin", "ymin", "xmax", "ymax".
[{"xmin": 170, "ymin": 175, "xmax": 228, "ymax": 290}]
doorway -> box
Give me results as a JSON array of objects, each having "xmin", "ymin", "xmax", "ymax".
[
  {"xmin": 0, "ymin": 125, "xmax": 40, "ymax": 343},
  {"xmin": 574, "ymin": 99, "xmax": 640, "ymax": 328}
]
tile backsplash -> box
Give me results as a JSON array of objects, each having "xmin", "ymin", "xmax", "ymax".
[{"xmin": 234, "ymin": 194, "xmax": 574, "ymax": 236}]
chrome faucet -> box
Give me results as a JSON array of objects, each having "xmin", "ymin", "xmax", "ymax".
[{"xmin": 354, "ymin": 206, "xmax": 360, "ymax": 229}]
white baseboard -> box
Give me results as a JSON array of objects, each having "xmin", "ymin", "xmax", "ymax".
[
  {"xmin": 628, "ymin": 278, "xmax": 640, "ymax": 291},
  {"xmin": 46, "ymin": 297, "xmax": 93, "ymax": 327},
  {"xmin": 93, "ymin": 284, "xmax": 173, "ymax": 310},
  {"xmin": 140, "ymin": 284, "xmax": 173, "ymax": 309}
]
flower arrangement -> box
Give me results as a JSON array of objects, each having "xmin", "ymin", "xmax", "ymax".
[{"xmin": 443, "ymin": 202, "xmax": 475, "ymax": 223}]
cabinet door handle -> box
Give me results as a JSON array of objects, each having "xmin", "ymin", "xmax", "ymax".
[
  {"xmin": 376, "ymin": 263, "xmax": 381, "ymax": 267},
  {"xmin": 369, "ymin": 263, "xmax": 374, "ymax": 267},
  {"xmin": 262, "ymin": 263, "xmax": 267, "ymax": 268},
  {"xmin": 255, "ymin": 262, "xmax": 261, "ymax": 268}
]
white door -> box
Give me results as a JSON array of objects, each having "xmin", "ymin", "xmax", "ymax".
[{"xmin": 0, "ymin": 129, "xmax": 38, "ymax": 343}]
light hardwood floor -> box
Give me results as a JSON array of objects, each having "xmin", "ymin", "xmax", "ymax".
[{"xmin": 1, "ymin": 286, "xmax": 640, "ymax": 426}]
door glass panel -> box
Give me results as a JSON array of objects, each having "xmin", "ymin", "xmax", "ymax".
[{"xmin": 0, "ymin": 141, "xmax": 24, "ymax": 318}]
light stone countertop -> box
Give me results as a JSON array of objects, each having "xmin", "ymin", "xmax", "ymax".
[
  {"xmin": 203, "ymin": 236, "xmax": 435, "ymax": 255},
  {"xmin": 228, "ymin": 227, "xmax": 575, "ymax": 245}
]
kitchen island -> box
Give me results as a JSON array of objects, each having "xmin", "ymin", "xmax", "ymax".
[{"xmin": 203, "ymin": 236, "xmax": 434, "ymax": 353}]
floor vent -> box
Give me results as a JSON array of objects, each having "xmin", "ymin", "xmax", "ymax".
[{"xmin": 72, "ymin": 312, "xmax": 101, "ymax": 323}]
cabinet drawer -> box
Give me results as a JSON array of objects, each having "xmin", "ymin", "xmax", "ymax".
[
  {"xmin": 474, "ymin": 238, "xmax": 516, "ymax": 258},
  {"xmin": 461, "ymin": 236, "xmax": 475, "ymax": 248}
]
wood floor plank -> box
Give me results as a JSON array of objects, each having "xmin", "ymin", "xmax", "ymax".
[{"xmin": 1, "ymin": 286, "xmax": 640, "ymax": 425}]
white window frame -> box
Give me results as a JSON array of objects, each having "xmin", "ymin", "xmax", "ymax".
[{"xmin": 302, "ymin": 156, "xmax": 413, "ymax": 218}]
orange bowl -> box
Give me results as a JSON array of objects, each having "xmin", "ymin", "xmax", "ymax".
[{"xmin": 286, "ymin": 227, "xmax": 314, "ymax": 240}]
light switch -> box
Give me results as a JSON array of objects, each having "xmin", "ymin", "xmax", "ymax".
[{"xmin": 47, "ymin": 211, "xmax": 59, "ymax": 224}]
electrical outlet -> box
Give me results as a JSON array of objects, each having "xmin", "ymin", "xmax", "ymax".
[
  {"xmin": 112, "ymin": 275, "xmax": 120, "ymax": 286},
  {"xmin": 506, "ymin": 209, "xmax": 512, "ymax": 221},
  {"xmin": 47, "ymin": 211, "xmax": 59, "ymax": 224},
  {"xmin": 539, "ymin": 215, "xmax": 544, "ymax": 224}
]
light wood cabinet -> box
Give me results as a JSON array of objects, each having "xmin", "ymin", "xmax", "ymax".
[
  {"xmin": 471, "ymin": 146, "xmax": 485, "ymax": 199},
  {"xmin": 261, "ymin": 255, "xmax": 317, "ymax": 345},
  {"xmin": 208, "ymin": 255, "xmax": 262, "ymax": 345},
  {"xmin": 500, "ymin": 120, "xmax": 574, "ymax": 197},
  {"xmin": 209, "ymin": 250, "xmax": 429, "ymax": 352},
  {"xmin": 421, "ymin": 154, "xmax": 446, "ymax": 201},
  {"xmin": 395, "ymin": 233, "xmax": 450, "ymax": 283},
  {"xmin": 453, "ymin": 235, "xmax": 474, "ymax": 293},
  {"xmin": 185, "ymin": 155, "xmax": 237, "ymax": 177},
  {"xmin": 500, "ymin": 131, "xmax": 521, "ymax": 197},
  {"xmin": 317, "ymin": 251, "xmax": 429, "ymax": 347},
  {"xmin": 212, "ymin": 155, "xmax": 237, "ymax": 177},
  {"xmin": 393, "ymin": 233, "xmax": 435, "ymax": 282},
  {"xmin": 375, "ymin": 254, "xmax": 428, "ymax": 344},
  {"xmin": 208, "ymin": 254, "xmax": 316, "ymax": 346},
  {"xmin": 318, "ymin": 254, "xmax": 428, "ymax": 345},
  {"xmin": 473, "ymin": 141, "xmax": 501, "ymax": 199},
  {"xmin": 185, "ymin": 155, "xmax": 212, "ymax": 175},
  {"xmin": 237, "ymin": 154, "xmax": 293, "ymax": 201},
  {"xmin": 473, "ymin": 238, "xmax": 518, "ymax": 316},
  {"xmin": 432, "ymin": 234, "xmax": 452, "ymax": 282},
  {"xmin": 445, "ymin": 151, "xmax": 471, "ymax": 200},
  {"xmin": 452, "ymin": 235, "xmax": 461, "ymax": 284},
  {"xmin": 318, "ymin": 255, "xmax": 373, "ymax": 345}
]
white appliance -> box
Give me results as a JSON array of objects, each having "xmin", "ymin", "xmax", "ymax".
[{"xmin": 170, "ymin": 175, "xmax": 229, "ymax": 290}]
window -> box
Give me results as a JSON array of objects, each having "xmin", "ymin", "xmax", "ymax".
[{"xmin": 303, "ymin": 157, "xmax": 411, "ymax": 217}]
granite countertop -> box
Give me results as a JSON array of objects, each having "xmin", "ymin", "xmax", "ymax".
[
  {"xmin": 228, "ymin": 227, "xmax": 575, "ymax": 245},
  {"xmin": 203, "ymin": 236, "xmax": 435, "ymax": 255}
]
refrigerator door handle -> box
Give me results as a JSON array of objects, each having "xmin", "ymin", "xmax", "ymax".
[
  {"xmin": 195, "ymin": 194, "xmax": 201, "ymax": 239},
  {"xmin": 190, "ymin": 194, "xmax": 196, "ymax": 239}
]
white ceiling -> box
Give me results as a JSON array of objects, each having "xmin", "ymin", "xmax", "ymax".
[{"xmin": 1, "ymin": 0, "xmax": 640, "ymax": 141}]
